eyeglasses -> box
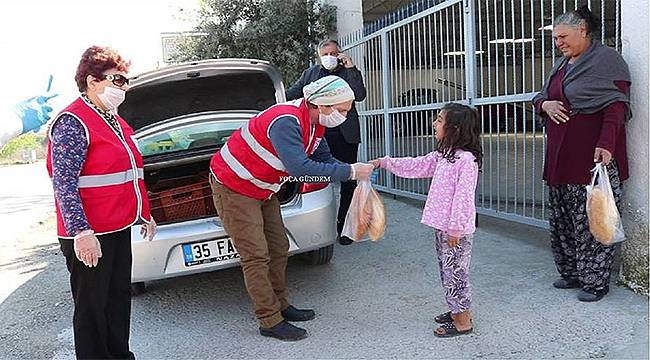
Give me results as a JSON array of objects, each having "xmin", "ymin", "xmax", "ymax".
[{"xmin": 102, "ymin": 73, "xmax": 129, "ymax": 87}]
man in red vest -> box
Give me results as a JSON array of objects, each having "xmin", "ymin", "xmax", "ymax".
[{"xmin": 210, "ymin": 75, "xmax": 374, "ymax": 341}]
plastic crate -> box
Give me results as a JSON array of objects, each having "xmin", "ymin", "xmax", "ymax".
[{"xmin": 149, "ymin": 181, "xmax": 216, "ymax": 223}]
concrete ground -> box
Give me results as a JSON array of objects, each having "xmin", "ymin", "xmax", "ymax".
[
  {"xmin": 0, "ymin": 162, "xmax": 53, "ymax": 246},
  {"xmin": 1, "ymin": 177, "xmax": 648, "ymax": 359}
]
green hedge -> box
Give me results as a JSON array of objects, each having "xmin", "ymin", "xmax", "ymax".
[{"xmin": 0, "ymin": 133, "xmax": 47, "ymax": 160}]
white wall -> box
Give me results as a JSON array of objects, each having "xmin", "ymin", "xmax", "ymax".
[
  {"xmin": 619, "ymin": 0, "xmax": 649, "ymax": 293},
  {"xmin": 324, "ymin": 0, "xmax": 363, "ymax": 39}
]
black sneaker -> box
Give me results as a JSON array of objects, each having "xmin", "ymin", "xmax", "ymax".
[
  {"xmin": 338, "ymin": 236, "xmax": 354, "ymax": 246},
  {"xmin": 553, "ymin": 278, "xmax": 581, "ymax": 289},
  {"xmin": 259, "ymin": 320, "xmax": 308, "ymax": 341},
  {"xmin": 577, "ymin": 288, "xmax": 609, "ymax": 302},
  {"xmin": 281, "ymin": 305, "xmax": 315, "ymax": 321}
]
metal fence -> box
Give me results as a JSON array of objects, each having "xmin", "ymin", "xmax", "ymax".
[{"xmin": 340, "ymin": 0, "xmax": 622, "ymax": 228}]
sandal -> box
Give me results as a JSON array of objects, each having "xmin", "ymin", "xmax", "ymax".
[
  {"xmin": 434, "ymin": 311, "xmax": 453, "ymax": 324},
  {"xmin": 435, "ymin": 311, "xmax": 473, "ymax": 324},
  {"xmin": 434, "ymin": 322, "xmax": 473, "ymax": 338}
]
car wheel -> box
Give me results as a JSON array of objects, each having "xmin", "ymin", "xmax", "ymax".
[
  {"xmin": 131, "ymin": 282, "xmax": 146, "ymax": 296},
  {"xmin": 307, "ymin": 244, "xmax": 334, "ymax": 265}
]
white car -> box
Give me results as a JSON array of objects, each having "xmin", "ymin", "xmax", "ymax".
[{"xmin": 119, "ymin": 59, "xmax": 338, "ymax": 294}]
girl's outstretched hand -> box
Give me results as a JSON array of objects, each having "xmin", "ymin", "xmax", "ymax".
[{"xmin": 370, "ymin": 159, "xmax": 381, "ymax": 169}]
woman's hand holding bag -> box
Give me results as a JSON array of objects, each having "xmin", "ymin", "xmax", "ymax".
[{"xmin": 586, "ymin": 163, "xmax": 625, "ymax": 245}]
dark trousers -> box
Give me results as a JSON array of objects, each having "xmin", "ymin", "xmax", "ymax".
[
  {"xmin": 548, "ymin": 161, "xmax": 622, "ymax": 294},
  {"xmin": 325, "ymin": 130, "xmax": 359, "ymax": 235},
  {"xmin": 59, "ymin": 228, "xmax": 135, "ymax": 360}
]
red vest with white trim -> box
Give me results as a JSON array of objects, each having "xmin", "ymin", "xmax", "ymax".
[
  {"xmin": 46, "ymin": 97, "xmax": 151, "ymax": 238},
  {"xmin": 210, "ymin": 99, "xmax": 325, "ymax": 200}
]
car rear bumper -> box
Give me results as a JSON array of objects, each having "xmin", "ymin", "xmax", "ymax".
[{"xmin": 131, "ymin": 186, "xmax": 336, "ymax": 282}]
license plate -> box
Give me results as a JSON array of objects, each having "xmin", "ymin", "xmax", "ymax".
[{"xmin": 182, "ymin": 238, "xmax": 239, "ymax": 267}]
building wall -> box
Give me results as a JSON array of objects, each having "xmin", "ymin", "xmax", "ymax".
[
  {"xmin": 324, "ymin": 0, "xmax": 364, "ymax": 38},
  {"xmin": 620, "ymin": 0, "xmax": 649, "ymax": 294}
]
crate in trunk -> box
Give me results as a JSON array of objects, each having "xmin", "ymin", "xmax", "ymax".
[{"xmin": 149, "ymin": 181, "xmax": 216, "ymax": 223}]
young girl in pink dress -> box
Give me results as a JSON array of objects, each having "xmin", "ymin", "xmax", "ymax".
[{"xmin": 371, "ymin": 103, "xmax": 483, "ymax": 337}]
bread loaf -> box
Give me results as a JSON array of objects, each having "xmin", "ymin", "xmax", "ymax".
[
  {"xmin": 587, "ymin": 187, "xmax": 616, "ymax": 245},
  {"xmin": 366, "ymin": 188, "xmax": 386, "ymax": 241},
  {"xmin": 355, "ymin": 197, "xmax": 371, "ymax": 239},
  {"xmin": 343, "ymin": 181, "xmax": 387, "ymax": 241}
]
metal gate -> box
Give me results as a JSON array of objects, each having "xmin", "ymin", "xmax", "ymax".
[{"xmin": 339, "ymin": 0, "xmax": 621, "ymax": 228}]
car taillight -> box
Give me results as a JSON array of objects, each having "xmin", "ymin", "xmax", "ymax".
[{"xmin": 299, "ymin": 182, "xmax": 328, "ymax": 194}]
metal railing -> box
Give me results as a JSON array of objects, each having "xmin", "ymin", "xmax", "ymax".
[{"xmin": 340, "ymin": 0, "xmax": 622, "ymax": 228}]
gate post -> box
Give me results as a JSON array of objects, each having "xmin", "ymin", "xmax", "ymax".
[
  {"xmin": 381, "ymin": 31, "xmax": 393, "ymax": 189},
  {"xmin": 462, "ymin": 0, "xmax": 478, "ymax": 105}
]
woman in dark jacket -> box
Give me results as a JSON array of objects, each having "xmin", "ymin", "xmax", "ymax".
[{"xmin": 533, "ymin": 6, "xmax": 631, "ymax": 302}]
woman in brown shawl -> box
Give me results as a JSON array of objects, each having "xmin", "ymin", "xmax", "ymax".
[{"xmin": 533, "ymin": 6, "xmax": 631, "ymax": 302}]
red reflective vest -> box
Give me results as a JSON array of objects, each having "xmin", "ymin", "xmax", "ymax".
[
  {"xmin": 210, "ymin": 99, "xmax": 325, "ymax": 200},
  {"xmin": 46, "ymin": 97, "xmax": 151, "ymax": 238}
]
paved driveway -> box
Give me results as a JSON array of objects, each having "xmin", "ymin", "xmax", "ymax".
[{"xmin": 0, "ymin": 182, "xmax": 647, "ymax": 359}]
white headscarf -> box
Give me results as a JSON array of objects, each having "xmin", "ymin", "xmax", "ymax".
[{"xmin": 303, "ymin": 75, "xmax": 355, "ymax": 106}]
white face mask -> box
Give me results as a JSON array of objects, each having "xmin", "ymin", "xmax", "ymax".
[
  {"xmin": 318, "ymin": 109, "xmax": 347, "ymax": 128},
  {"xmin": 320, "ymin": 55, "xmax": 338, "ymax": 71},
  {"xmin": 97, "ymin": 86, "xmax": 126, "ymax": 114}
]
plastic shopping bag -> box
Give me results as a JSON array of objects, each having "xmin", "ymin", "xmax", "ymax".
[
  {"xmin": 341, "ymin": 179, "xmax": 386, "ymax": 242},
  {"xmin": 586, "ymin": 163, "xmax": 625, "ymax": 245}
]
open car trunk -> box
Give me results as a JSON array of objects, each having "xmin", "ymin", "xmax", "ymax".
[
  {"xmin": 144, "ymin": 154, "xmax": 299, "ymax": 225},
  {"xmin": 120, "ymin": 59, "xmax": 293, "ymax": 224},
  {"xmin": 145, "ymin": 156, "xmax": 214, "ymax": 225},
  {"xmin": 120, "ymin": 59, "xmax": 285, "ymax": 131}
]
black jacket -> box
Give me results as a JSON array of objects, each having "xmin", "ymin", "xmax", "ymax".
[{"xmin": 285, "ymin": 65, "xmax": 366, "ymax": 144}]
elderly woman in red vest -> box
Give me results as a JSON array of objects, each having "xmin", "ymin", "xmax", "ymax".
[
  {"xmin": 47, "ymin": 46, "xmax": 156, "ymax": 359},
  {"xmin": 533, "ymin": 7, "xmax": 631, "ymax": 302},
  {"xmin": 210, "ymin": 75, "xmax": 374, "ymax": 341}
]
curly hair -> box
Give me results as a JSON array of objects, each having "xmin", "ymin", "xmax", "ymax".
[
  {"xmin": 436, "ymin": 103, "xmax": 483, "ymax": 169},
  {"xmin": 74, "ymin": 46, "xmax": 130, "ymax": 92}
]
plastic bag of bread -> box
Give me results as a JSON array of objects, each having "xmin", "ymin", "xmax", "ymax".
[
  {"xmin": 341, "ymin": 179, "xmax": 386, "ymax": 242},
  {"xmin": 586, "ymin": 163, "xmax": 625, "ymax": 245}
]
